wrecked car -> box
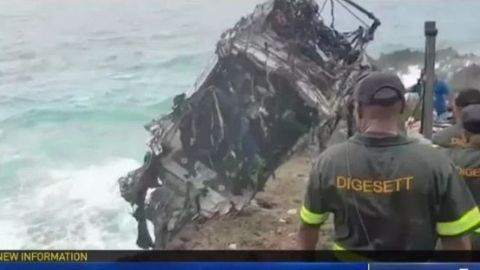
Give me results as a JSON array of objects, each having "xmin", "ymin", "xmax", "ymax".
[{"xmin": 118, "ymin": 0, "xmax": 380, "ymax": 249}]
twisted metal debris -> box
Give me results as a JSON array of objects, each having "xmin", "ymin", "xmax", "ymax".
[{"xmin": 118, "ymin": 0, "xmax": 380, "ymax": 249}]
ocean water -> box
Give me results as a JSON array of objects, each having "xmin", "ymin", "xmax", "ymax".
[{"xmin": 1, "ymin": 0, "xmax": 480, "ymax": 249}]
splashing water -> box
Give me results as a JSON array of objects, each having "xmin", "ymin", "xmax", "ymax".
[
  {"xmin": 398, "ymin": 65, "xmax": 422, "ymax": 88},
  {"xmin": 0, "ymin": 158, "xmax": 140, "ymax": 249}
]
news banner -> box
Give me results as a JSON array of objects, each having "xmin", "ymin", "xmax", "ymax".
[{"xmin": 2, "ymin": 251, "xmax": 480, "ymax": 270}]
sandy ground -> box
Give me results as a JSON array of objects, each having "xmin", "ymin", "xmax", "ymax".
[{"xmin": 167, "ymin": 154, "xmax": 334, "ymax": 250}]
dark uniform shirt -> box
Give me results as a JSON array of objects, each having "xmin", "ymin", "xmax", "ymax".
[
  {"xmin": 301, "ymin": 133, "xmax": 480, "ymax": 250},
  {"xmin": 432, "ymin": 124, "xmax": 466, "ymax": 148},
  {"xmin": 446, "ymin": 146, "xmax": 480, "ymax": 234}
]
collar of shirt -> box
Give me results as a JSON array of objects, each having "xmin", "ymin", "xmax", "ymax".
[{"xmin": 350, "ymin": 133, "xmax": 412, "ymax": 147}]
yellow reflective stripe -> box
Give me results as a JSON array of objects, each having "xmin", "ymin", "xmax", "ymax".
[
  {"xmin": 437, "ymin": 207, "xmax": 480, "ymax": 236},
  {"xmin": 300, "ymin": 206, "xmax": 328, "ymax": 225},
  {"xmin": 332, "ymin": 242, "xmax": 345, "ymax": 250},
  {"xmin": 332, "ymin": 243, "xmax": 371, "ymax": 262}
]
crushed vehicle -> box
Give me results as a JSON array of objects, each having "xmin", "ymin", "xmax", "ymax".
[{"xmin": 118, "ymin": 0, "xmax": 380, "ymax": 249}]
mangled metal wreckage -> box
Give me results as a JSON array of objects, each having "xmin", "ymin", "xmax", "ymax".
[{"xmin": 118, "ymin": 0, "xmax": 380, "ymax": 249}]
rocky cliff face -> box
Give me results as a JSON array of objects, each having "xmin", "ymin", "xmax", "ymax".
[{"xmin": 118, "ymin": 0, "xmax": 379, "ymax": 249}]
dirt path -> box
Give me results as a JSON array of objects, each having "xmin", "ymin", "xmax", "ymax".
[{"xmin": 168, "ymin": 154, "xmax": 333, "ymax": 250}]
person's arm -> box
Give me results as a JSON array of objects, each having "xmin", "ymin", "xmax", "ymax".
[
  {"xmin": 298, "ymin": 223, "xmax": 321, "ymax": 250},
  {"xmin": 441, "ymin": 235, "xmax": 471, "ymax": 250},
  {"xmin": 435, "ymin": 161, "xmax": 480, "ymax": 250},
  {"xmin": 297, "ymin": 156, "xmax": 330, "ymax": 250}
]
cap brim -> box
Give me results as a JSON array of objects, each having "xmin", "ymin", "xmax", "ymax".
[{"xmin": 372, "ymin": 88, "xmax": 401, "ymax": 100}]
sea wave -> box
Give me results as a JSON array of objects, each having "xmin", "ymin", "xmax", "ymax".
[
  {"xmin": 0, "ymin": 158, "xmax": 140, "ymax": 249},
  {"xmin": 155, "ymin": 51, "xmax": 211, "ymax": 70},
  {"xmin": 0, "ymin": 105, "xmax": 170, "ymax": 128},
  {"xmin": 374, "ymin": 47, "xmax": 480, "ymax": 89}
]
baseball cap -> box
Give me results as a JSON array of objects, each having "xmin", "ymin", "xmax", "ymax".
[
  {"xmin": 455, "ymin": 88, "xmax": 480, "ymax": 108},
  {"xmin": 462, "ymin": 104, "xmax": 480, "ymax": 134},
  {"xmin": 353, "ymin": 72, "xmax": 406, "ymax": 105}
]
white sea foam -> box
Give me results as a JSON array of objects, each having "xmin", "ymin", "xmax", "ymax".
[
  {"xmin": 398, "ymin": 65, "xmax": 422, "ymax": 88},
  {"xmin": 0, "ymin": 158, "xmax": 141, "ymax": 249}
]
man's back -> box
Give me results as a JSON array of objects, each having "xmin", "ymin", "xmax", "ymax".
[
  {"xmin": 308, "ymin": 134, "xmax": 477, "ymax": 250},
  {"xmin": 447, "ymin": 146, "xmax": 480, "ymax": 249},
  {"xmin": 432, "ymin": 124, "xmax": 466, "ymax": 148},
  {"xmin": 300, "ymin": 72, "xmax": 480, "ymax": 253},
  {"xmin": 448, "ymin": 147, "xmax": 480, "ymax": 204},
  {"xmin": 444, "ymin": 104, "xmax": 480, "ymax": 249},
  {"xmin": 433, "ymin": 88, "xmax": 480, "ymax": 148}
]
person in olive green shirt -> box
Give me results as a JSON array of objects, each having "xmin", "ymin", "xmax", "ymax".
[
  {"xmin": 433, "ymin": 88, "xmax": 480, "ymax": 148},
  {"xmin": 445, "ymin": 104, "xmax": 480, "ymax": 249},
  {"xmin": 298, "ymin": 72, "xmax": 480, "ymax": 252}
]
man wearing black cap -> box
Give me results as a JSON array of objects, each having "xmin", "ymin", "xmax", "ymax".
[
  {"xmin": 445, "ymin": 104, "xmax": 480, "ymax": 249},
  {"xmin": 298, "ymin": 72, "xmax": 480, "ymax": 252},
  {"xmin": 433, "ymin": 88, "xmax": 480, "ymax": 148}
]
